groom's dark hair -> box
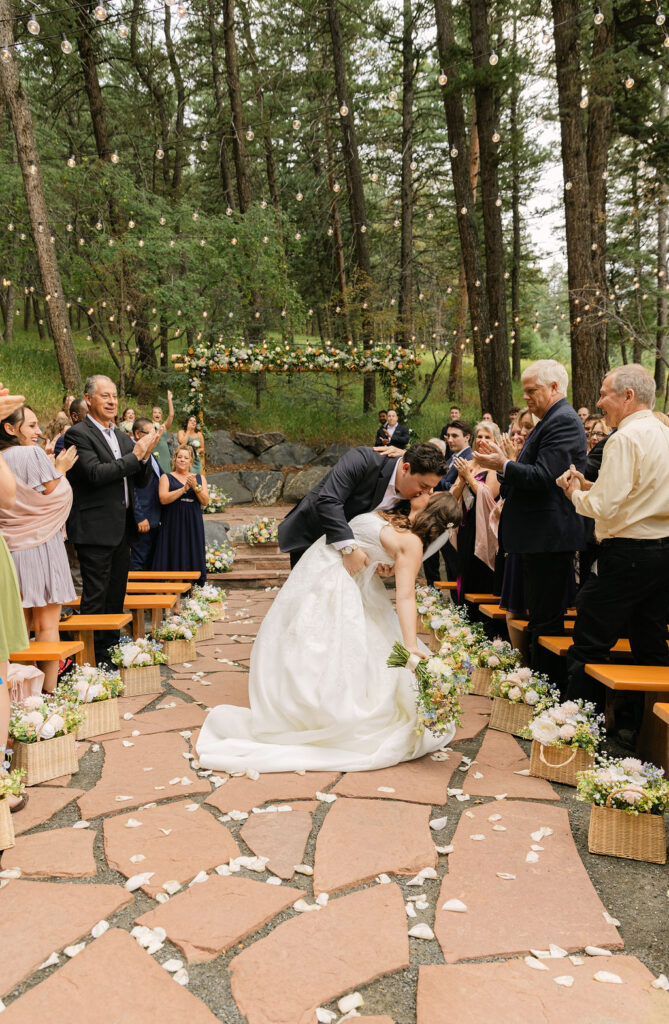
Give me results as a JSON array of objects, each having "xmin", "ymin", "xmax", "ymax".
[{"xmin": 401, "ymin": 442, "xmax": 447, "ymax": 476}]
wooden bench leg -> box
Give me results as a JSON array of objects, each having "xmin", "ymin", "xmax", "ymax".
[
  {"xmin": 151, "ymin": 608, "xmax": 163, "ymax": 633},
  {"xmin": 132, "ymin": 609, "xmax": 145, "ymax": 640},
  {"xmin": 76, "ymin": 633, "xmax": 95, "ymax": 667},
  {"xmin": 637, "ymin": 690, "xmax": 669, "ymax": 772}
]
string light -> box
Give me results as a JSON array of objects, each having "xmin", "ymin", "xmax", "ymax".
[
  {"xmin": 110, "ymin": 150, "xmax": 119, "ymax": 163},
  {"xmin": 542, "ymin": 26, "xmax": 551, "ymax": 43},
  {"xmin": 594, "ymin": 7, "xmax": 604, "ymax": 23},
  {"xmin": 438, "ymin": 70, "xmax": 447, "ymax": 85},
  {"xmin": 656, "ymin": 11, "xmax": 666, "ymax": 24},
  {"xmin": 332, "ymin": 181, "xmax": 341, "ymax": 192},
  {"xmin": 339, "ymin": 104, "xmax": 349, "ymax": 116},
  {"xmin": 93, "ymin": 5, "xmax": 107, "ymax": 21},
  {"xmin": 450, "ymin": 147, "xmax": 458, "ymax": 157},
  {"xmin": 200, "ymin": 137, "xmax": 208, "ymax": 150},
  {"xmin": 580, "ymin": 95, "xmax": 589, "ymax": 108},
  {"xmin": 389, "ymin": 87, "xmax": 397, "ymax": 101},
  {"xmin": 27, "ymin": 16, "xmax": 40, "ymax": 35},
  {"xmin": 67, "ymin": 155, "xmax": 76, "ymax": 168},
  {"xmin": 245, "ymin": 128, "xmax": 254, "ymax": 141},
  {"xmin": 60, "ymin": 33, "xmax": 73, "ymax": 54},
  {"xmin": 118, "ymin": 22, "xmax": 129, "ymax": 39},
  {"xmin": 625, "ymin": 76, "xmax": 634, "ymax": 89},
  {"xmin": 489, "ymin": 50, "xmax": 498, "ymax": 65},
  {"xmin": 492, "ymin": 131, "xmax": 500, "ymax": 143},
  {"xmin": 155, "ymin": 146, "xmax": 164, "ymax": 159},
  {"xmin": 292, "ymin": 118, "xmax": 301, "ymax": 130},
  {"xmin": 1, "ymin": 47, "xmax": 10, "ymax": 61},
  {"xmin": 296, "ymin": 191, "xmax": 303, "ymax": 201}
]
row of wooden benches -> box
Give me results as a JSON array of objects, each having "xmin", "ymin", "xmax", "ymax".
[
  {"xmin": 433, "ymin": 582, "xmax": 669, "ymax": 770},
  {"xmin": 9, "ymin": 570, "xmax": 202, "ymax": 668}
]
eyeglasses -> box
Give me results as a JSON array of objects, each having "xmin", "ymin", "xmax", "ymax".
[{"xmin": 590, "ymin": 431, "xmax": 606, "ymax": 439}]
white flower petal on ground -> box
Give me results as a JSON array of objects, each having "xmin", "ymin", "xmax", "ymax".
[
  {"xmin": 294, "ymin": 864, "xmax": 314, "ymax": 876},
  {"xmin": 125, "ymin": 872, "xmax": 154, "ymax": 891},
  {"xmin": 125, "ymin": 819, "xmax": 142, "ymax": 828},
  {"xmin": 375, "ymin": 874, "xmax": 392, "ymax": 884},
  {"xmin": 594, "ymin": 971, "xmax": 623, "ymax": 984},
  {"xmin": 603, "ymin": 911, "xmax": 621, "ymax": 926},
  {"xmin": 316, "ymin": 1009, "xmax": 337, "ymax": 1024},
  {"xmin": 492, "ymin": 825, "xmax": 507, "ymax": 832},
  {"xmin": 228, "ymin": 809, "xmax": 248, "ymax": 821},
  {"xmin": 162, "ymin": 959, "xmax": 183, "ymax": 973},
  {"xmin": 513, "ymin": 769, "xmax": 530, "ymax": 776},
  {"xmin": 377, "ymin": 786, "xmax": 395, "ymax": 793},
  {"xmin": 245, "ymin": 768, "xmax": 260, "ymax": 781},
  {"xmin": 488, "ymin": 813, "xmax": 502, "ymax": 822},
  {"xmin": 470, "ymin": 834, "xmax": 486, "ymax": 841},
  {"xmin": 338, "ymin": 993, "xmax": 363, "ymax": 1013},
  {"xmin": 441, "ymin": 899, "xmax": 467, "ymax": 913},
  {"xmin": 455, "ymin": 794, "xmax": 471, "ymax": 802},
  {"xmin": 159, "ymin": 828, "xmax": 172, "ymax": 836},
  {"xmin": 129, "ymin": 854, "xmax": 146, "ymax": 863},
  {"xmin": 531, "ymin": 827, "xmax": 554, "ymax": 842},
  {"xmin": 524, "ymin": 956, "xmax": 549, "ymax": 971},
  {"xmin": 554, "ymin": 976, "xmax": 574, "ymax": 987},
  {"xmin": 429, "ymin": 816, "xmax": 447, "ymax": 830},
  {"xmin": 293, "ymin": 899, "xmax": 320, "ymax": 913},
  {"xmin": 185, "ymin": 803, "xmax": 199, "ymax": 812},
  {"xmin": 123, "ymin": 713, "xmax": 134, "ymax": 720},
  {"xmin": 91, "ymin": 920, "xmax": 109, "ymax": 939},
  {"xmin": 173, "ymin": 968, "xmax": 189, "ymax": 986},
  {"xmin": 72, "ymin": 821, "xmax": 90, "ymax": 829},
  {"xmin": 122, "ymin": 741, "xmax": 134, "ymax": 748},
  {"xmin": 496, "ymin": 873, "xmax": 516, "ymax": 880},
  {"xmin": 495, "ymin": 793, "xmax": 507, "ymax": 800},
  {"xmin": 189, "ymin": 871, "xmax": 209, "ymax": 886},
  {"xmin": 530, "ymin": 949, "xmax": 551, "ymax": 959},
  {"xmin": 473, "ymin": 772, "xmax": 484, "ymax": 779},
  {"xmin": 266, "ymin": 876, "xmax": 282, "ymax": 885},
  {"xmin": 315, "ymin": 893, "xmax": 329, "ymax": 907},
  {"xmin": 316, "ymin": 791, "xmax": 337, "ymax": 802},
  {"xmin": 64, "ymin": 943, "xmax": 86, "ymax": 958},
  {"xmin": 155, "ymin": 893, "xmax": 169, "ymax": 904},
  {"xmin": 585, "ymin": 946, "xmax": 612, "ymax": 956},
  {"xmin": 38, "ymin": 952, "xmax": 59, "ymax": 969},
  {"xmin": 652, "ymin": 974, "xmax": 669, "ymax": 990},
  {"xmin": 569, "ymin": 956, "xmax": 585, "ymax": 966},
  {"xmin": 549, "ymin": 944, "xmax": 569, "ymax": 958},
  {"xmin": 406, "ymin": 902, "xmax": 417, "ymax": 918},
  {"xmin": 408, "ymin": 923, "xmax": 434, "ymax": 940},
  {"xmin": 525, "ymin": 851, "xmax": 539, "ymax": 863}
]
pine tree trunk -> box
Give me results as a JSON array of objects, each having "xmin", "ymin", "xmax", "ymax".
[
  {"xmin": 207, "ymin": 0, "xmax": 235, "ymax": 210},
  {"xmin": 327, "ymin": 0, "xmax": 375, "ymax": 410},
  {"xmin": 509, "ymin": 11, "xmax": 522, "ymax": 382},
  {"xmin": 397, "ymin": 0, "xmax": 414, "ymax": 347},
  {"xmin": 164, "ymin": 5, "xmax": 186, "ymax": 192},
  {"xmin": 324, "ymin": 122, "xmax": 353, "ymax": 344},
  {"xmin": 434, "ymin": 0, "xmax": 492, "ymax": 413},
  {"xmin": 551, "ymin": 0, "xmax": 607, "ymax": 409},
  {"xmin": 449, "ymin": 105, "xmax": 480, "ymax": 401},
  {"xmin": 75, "ymin": 0, "xmax": 112, "ymax": 161},
  {"xmin": 23, "ymin": 292, "xmax": 30, "ymax": 331},
  {"xmin": 222, "ymin": 0, "xmax": 252, "ymax": 213},
  {"xmin": 2, "ymin": 283, "xmax": 15, "ymax": 344},
  {"xmin": 239, "ymin": 1, "xmax": 280, "ymax": 212},
  {"xmin": 468, "ymin": 0, "xmax": 512, "ymax": 426},
  {"xmin": 32, "ymin": 294, "xmax": 44, "ymax": 340}
]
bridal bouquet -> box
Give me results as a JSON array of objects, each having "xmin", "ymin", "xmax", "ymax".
[
  {"xmin": 387, "ymin": 642, "xmax": 470, "ymax": 735},
  {"xmin": 204, "ymin": 484, "xmax": 231, "ymax": 514},
  {"xmin": 205, "ymin": 542, "xmax": 236, "ymax": 573},
  {"xmin": 110, "ymin": 636, "xmax": 167, "ymax": 669},
  {"xmin": 245, "ymin": 516, "xmax": 279, "ymax": 545},
  {"xmin": 528, "ymin": 699, "xmax": 604, "ymax": 754},
  {"xmin": 9, "ymin": 695, "xmax": 85, "ymax": 743}
]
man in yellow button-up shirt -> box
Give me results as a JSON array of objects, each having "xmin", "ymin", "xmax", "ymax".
[{"xmin": 557, "ymin": 364, "xmax": 669, "ymax": 736}]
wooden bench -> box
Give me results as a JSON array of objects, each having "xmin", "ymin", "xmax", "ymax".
[
  {"xmin": 510, "ymin": 618, "xmax": 575, "ymax": 634},
  {"xmin": 59, "ymin": 613, "xmax": 133, "ymax": 666},
  {"xmin": 479, "ymin": 603, "xmax": 508, "ymax": 621},
  {"xmin": 538, "ymin": 636, "xmax": 651, "ymax": 659},
  {"xmin": 585, "ymin": 664, "xmax": 669, "ymax": 771},
  {"xmin": 127, "ymin": 570, "xmax": 201, "ymax": 581},
  {"xmin": 64, "ymin": 595, "xmax": 178, "ymax": 638},
  {"xmin": 125, "ymin": 580, "xmax": 192, "ymax": 611},
  {"xmin": 464, "ymin": 592, "xmax": 498, "ymax": 604},
  {"xmin": 10, "ymin": 640, "xmax": 84, "ymax": 664},
  {"xmin": 433, "ymin": 581, "xmax": 457, "ymax": 592}
]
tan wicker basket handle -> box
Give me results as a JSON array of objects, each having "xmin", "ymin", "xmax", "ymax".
[
  {"xmin": 539, "ymin": 743, "xmax": 579, "ymax": 768},
  {"xmin": 605, "ymin": 784, "xmax": 645, "ymax": 808},
  {"xmin": 35, "ymin": 718, "xmax": 46, "ymax": 742}
]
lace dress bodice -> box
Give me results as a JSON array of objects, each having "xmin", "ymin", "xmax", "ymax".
[{"xmin": 349, "ymin": 511, "xmax": 394, "ymax": 567}]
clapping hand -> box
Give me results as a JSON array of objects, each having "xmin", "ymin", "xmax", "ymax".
[
  {"xmin": 474, "ymin": 438, "xmax": 506, "ymax": 471},
  {"xmin": 454, "ymin": 456, "xmax": 474, "ymax": 483},
  {"xmin": 501, "ymin": 433, "xmax": 517, "ymax": 460},
  {"xmin": 55, "ymin": 445, "xmax": 78, "ymax": 473},
  {"xmin": 133, "ymin": 424, "xmax": 162, "ymax": 460},
  {"xmin": 185, "ymin": 473, "xmax": 199, "ymax": 490},
  {"xmin": 0, "ymin": 382, "xmax": 25, "ymax": 420}
]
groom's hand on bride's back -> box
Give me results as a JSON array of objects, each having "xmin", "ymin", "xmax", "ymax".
[
  {"xmin": 343, "ymin": 548, "xmax": 370, "ymax": 577},
  {"xmin": 373, "ymin": 445, "xmax": 405, "ymax": 458}
]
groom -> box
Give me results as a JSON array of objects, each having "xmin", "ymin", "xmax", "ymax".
[{"xmin": 278, "ymin": 443, "xmax": 447, "ymax": 574}]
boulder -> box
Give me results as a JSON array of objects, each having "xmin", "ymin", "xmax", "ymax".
[
  {"xmin": 206, "ymin": 471, "xmax": 253, "ymax": 504},
  {"xmin": 283, "ymin": 465, "xmax": 330, "ymax": 504},
  {"xmin": 312, "ymin": 443, "xmax": 351, "ymax": 467},
  {"xmin": 207, "ymin": 431, "xmax": 249, "ymax": 466},
  {"xmin": 239, "ymin": 471, "xmax": 285, "ymax": 506},
  {"xmin": 262, "ymin": 442, "xmax": 317, "ymax": 468},
  {"xmin": 234, "ymin": 431, "xmax": 285, "ymax": 456},
  {"xmin": 203, "ymin": 520, "xmax": 232, "ymax": 548}
]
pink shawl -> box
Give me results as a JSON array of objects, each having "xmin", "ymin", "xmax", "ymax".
[
  {"xmin": 0, "ymin": 474, "xmax": 73, "ymax": 551},
  {"xmin": 474, "ymin": 482, "xmax": 499, "ymax": 571}
]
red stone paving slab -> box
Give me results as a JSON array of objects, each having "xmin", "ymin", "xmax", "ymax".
[
  {"xmin": 229, "ymin": 884, "xmax": 409, "ymax": 1024},
  {"xmin": 78, "ymin": 733, "xmax": 210, "ymax": 819},
  {"xmin": 118, "ymin": 693, "xmax": 164, "ymax": 715},
  {"xmin": 417, "ymin": 956, "xmax": 669, "ymax": 1024},
  {"xmin": 170, "ymin": 656, "xmax": 247, "ymax": 676},
  {"xmin": 462, "ymin": 730, "xmax": 559, "ymax": 801},
  {"xmin": 434, "ymin": 800, "xmax": 623, "ymax": 963},
  {"xmin": 240, "ymin": 809, "xmax": 313, "ymax": 879},
  {"xmin": 94, "ymin": 701, "xmax": 207, "ymax": 741},
  {"xmin": 0, "ymin": 881, "xmax": 133, "ymax": 996},
  {"xmin": 313, "ymin": 798, "xmax": 436, "ymax": 896},
  {"xmin": 12, "ymin": 786, "xmax": 84, "ymax": 835},
  {"xmin": 2, "ymin": 826, "xmax": 97, "ymax": 877},
  {"xmin": 451, "ymin": 695, "xmax": 491, "ymax": 743},
  {"xmin": 171, "ymin": 673, "xmax": 250, "ymax": 710},
  {"xmin": 331, "ymin": 753, "xmax": 463, "ymax": 805},
  {"xmin": 206, "ymin": 621, "xmax": 261, "ymax": 635},
  {"xmin": 355, "ymin": 1019, "xmax": 396, "ymax": 1023},
  {"xmin": 203, "ymin": 641, "xmax": 254, "ymax": 659},
  {"xmin": 0, "ymin": 928, "xmax": 220, "ymax": 1024},
  {"xmin": 103, "ymin": 800, "xmax": 240, "ymax": 896},
  {"xmin": 205, "ymin": 771, "xmax": 340, "ymax": 814},
  {"xmin": 135, "ymin": 875, "xmax": 302, "ymax": 962}
]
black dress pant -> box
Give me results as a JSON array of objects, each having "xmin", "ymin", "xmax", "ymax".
[
  {"xmin": 566, "ymin": 539, "xmax": 669, "ymax": 721},
  {"xmin": 289, "ymin": 548, "xmax": 308, "ymax": 569},
  {"xmin": 130, "ymin": 527, "xmax": 159, "ymax": 571},
  {"xmin": 424, "ymin": 542, "xmax": 457, "ymax": 588},
  {"xmin": 522, "ymin": 551, "xmax": 574, "ymax": 674},
  {"xmin": 76, "ymin": 529, "xmax": 131, "ymax": 665}
]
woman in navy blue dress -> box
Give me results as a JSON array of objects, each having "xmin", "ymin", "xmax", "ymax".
[{"xmin": 152, "ymin": 444, "xmax": 209, "ymax": 585}]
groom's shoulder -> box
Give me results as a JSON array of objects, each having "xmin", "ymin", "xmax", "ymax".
[{"xmin": 339, "ymin": 446, "xmax": 386, "ymax": 469}]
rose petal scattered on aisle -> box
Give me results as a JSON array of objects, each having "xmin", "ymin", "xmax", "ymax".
[{"xmin": 594, "ymin": 971, "xmax": 623, "ymax": 984}]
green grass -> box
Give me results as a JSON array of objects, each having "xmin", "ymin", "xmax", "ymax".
[{"xmin": 0, "ymin": 325, "xmax": 532, "ymax": 445}]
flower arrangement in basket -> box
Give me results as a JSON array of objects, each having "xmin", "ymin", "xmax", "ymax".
[
  {"xmin": 577, "ymin": 756, "xmax": 669, "ymax": 864},
  {"xmin": 387, "ymin": 644, "xmax": 471, "ymax": 736},
  {"xmin": 152, "ymin": 615, "xmax": 197, "ymax": 664},
  {"xmin": 192, "ymin": 583, "xmax": 226, "ymax": 620},
  {"xmin": 9, "ymin": 695, "xmax": 85, "ymax": 785},
  {"xmin": 0, "ymin": 767, "xmax": 25, "ymax": 850},
  {"xmin": 110, "ymin": 636, "xmax": 167, "ymax": 696},
  {"xmin": 489, "ymin": 668, "xmax": 558, "ymax": 737},
  {"xmin": 525, "ymin": 700, "xmax": 604, "ymax": 786},
  {"xmin": 205, "ymin": 542, "xmax": 235, "ymax": 574},
  {"xmin": 58, "ymin": 665, "xmax": 124, "ymax": 740},
  {"xmin": 469, "ymin": 638, "xmax": 520, "ymax": 697},
  {"xmin": 244, "ymin": 516, "xmax": 279, "ymax": 546},
  {"xmin": 181, "ymin": 596, "xmax": 215, "ymax": 641},
  {"xmin": 204, "ymin": 483, "xmax": 231, "ymax": 514}
]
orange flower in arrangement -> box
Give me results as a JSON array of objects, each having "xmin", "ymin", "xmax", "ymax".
[{"xmin": 187, "ymin": 348, "xmax": 194, "ymax": 355}]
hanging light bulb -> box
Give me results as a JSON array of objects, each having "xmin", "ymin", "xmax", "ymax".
[
  {"xmin": 389, "ymin": 88, "xmax": 397, "ymax": 101},
  {"xmin": 625, "ymin": 76, "xmax": 634, "ymax": 89},
  {"xmin": 28, "ymin": 162, "xmax": 36, "ymax": 175},
  {"xmin": 95, "ymin": 220, "xmax": 103, "ymax": 230},
  {"xmin": 118, "ymin": 22, "xmax": 129, "ymax": 39},
  {"xmin": 110, "ymin": 150, "xmax": 119, "ymax": 163},
  {"xmin": 67, "ymin": 155, "xmax": 76, "ymax": 168},
  {"xmin": 450, "ymin": 146, "xmax": 458, "ymax": 157},
  {"xmin": 155, "ymin": 146, "xmax": 164, "ymax": 160},
  {"xmin": 159, "ymin": 215, "xmax": 166, "ymax": 225},
  {"xmin": 192, "ymin": 210, "xmax": 199, "ymax": 220},
  {"xmin": 656, "ymin": 10, "xmax": 666, "ymax": 24},
  {"xmin": 138, "ymin": 238, "xmax": 144, "ymax": 247},
  {"xmin": 332, "ymin": 181, "xmax": 341, "ymax": 193},
  {"xmin": 27, "ymin": 16, "xmax": 40, "ymax": 35},
  {"xmin": 339, "ymin": 103, "xmax": 349, "ymax": 116},
  {"xmin": 360, "ymin": 224, "xmax": 367, "ymax": 233},
  {"xmin": 438, "ymin": 69, "xmax": 447, "ymax": 85},
  {"xmin": 292, "ymin": 117, "xmax": 301, "ymax": 129},
  {"xmin": 93, "ymin": 4, "xmax": 107, "ymax": 21},
  {"xmin": 460, "ymin": 206, "xmax": 467, "ymax": 215},
  {"xmin": 246, "ymin": 128, "xmax": 254, "ymax": 141},
  {"xmin": 594, "ymin": 7, "xmax": 604, "ymax": 23},
  {"xmin": 495, "ymin": 198, "xmax": 502, "ymax": 207},
  {"xmin": 295, "ymin": 231, "xmax": 301, "ymax": 240},
  {"xmin": 66, "ymin": 222, "xmax": 73, "ymax": 232},
  {"xmin": 492, "ymin": 130, "xmax": 500, "ymax": 142},
  {"xmin": 542, "ymin": 26, "xmax": 551, "ymax": 44},
  {"xmin": 664, "ymin": 32, "xmax": 669, "ymax": 45},
  {"xmin": 410, "ymin": 159, "xmax": 417, "ymax": 170},
  {"xmin": 427, "ymin": 211, "xmax": 434, "ymax": 220},
  {"xmin": 565, "ymin": 180, "xmax": 573, "ymax": 190},
  {"xmin": 200, "ymin": 137, "xmax": 208, "ymax": 150},
  {"xmin": 327, "ymin": 226, "xmax": 333, "ymax": 236},
  {"xmin": 489, "ymin": 49, "xmax": 498, "ymax": 65},
  {"xmin": 1, "ymin": 47, "xmax": 10, "ymax": 62},
  {"xmin": 128, "ymin": 218, "xmax": 135, "ymax": 228},
  {"xmin": 60, "ymin": 33, "xmax": 73, "ymax": 54},
  {"xmin": 296, "ymin": 191, "xmax": 303, "ymax": 201},
  {"xmin": 370, "ymin": 172, "xmax": 378, "ymax": 182}
]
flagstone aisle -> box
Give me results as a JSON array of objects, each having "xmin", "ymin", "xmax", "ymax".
[{"xmin": 2, "ymin": 577, "xmax": 669, "ymax": 1021}]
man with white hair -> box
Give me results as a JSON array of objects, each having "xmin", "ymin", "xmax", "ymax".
[
  {"xmin": 557, "ymin": 364, "xmax": 669, "ymax": 735},
  {"xmin": 475, "ymin": 359, "xmax": 587, "ymax": 670}
]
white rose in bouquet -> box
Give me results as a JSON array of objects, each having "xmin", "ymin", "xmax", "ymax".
[
  {"xmin": 516, "ymin": 667, "xmax": 533, "ymax": 681},
  {"xmin": 23, "ymin": 710, "xmax": 44, "ymax": 729},
  {"xmin": 23, "ymin": 695, "xmax": 44, "ymax": 711},
  {"xmin": 560, "ymin": 701, "xmax": 580, "ymax": 717},
  {"xmin": 524, "ymin": 688, "xmax": 539, "ymax": 706},
  {"xmin": 121, "ymin": 644, "xmax": 142, "ymax": 667},
  {"xmin": 79, "ymin": 665, "xmax": 99, "ymax": 681},
  {"xmin": 530, "ymin": 716, "xmax": 561, "ymax": 746},
  {"xmin": 39, "ymin": 720, "xmax": 56, "ymax": 739},
  {"xmin": 559, "ymin": 724, "xmax": 576, "ymax": 741},
  {"xmin": 549, "ymin": 705, "xmax": 567, "ymax": 724},
  {"xmin": 507, "ymin": 685, "xmax": 522, "ymax": 701},
  {"xmin": 136, "ymin": 652, "xmax": 151, "ymax": 666},
  {"xmin": 487, "ymin": 655, "xmax": 500, "ymax": 667}
]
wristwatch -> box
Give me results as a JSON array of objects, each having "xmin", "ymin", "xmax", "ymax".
[{"xmin": 341, "ymin": 543, "xmax": 358, "ymax": 556}]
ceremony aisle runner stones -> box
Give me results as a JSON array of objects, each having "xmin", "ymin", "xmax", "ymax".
[
  {"xmin": 240, "ymin": 808, "xmax": 314, "ymax": 879},
  {"xmin": 416, "ymin": 956, "xmax": 669, "ymax": 1024},
  {"xmin": 451, "ymin": 695, "xmax": 491, "ymax": 743},
  {"xmin": 462, "ymin": 730, "xmax": 559, "ymax": 800},
  {"xmin": 229, "ymin": 884, "xmax": 409, "ymax": 1024},
  {"xmin": 0, "ymin": 929, "xmax": 220, "ymax": 1024},
  {"xmin": 331, "ymin": 753, "xmax": 462, "ymax": 804},
  {"xmin": 313, "ymin": 797, "xmax": 436, "ymax": 896},
  {"xmin": 135, "ymin": 875, "xmax": 303, "ymax": 962},
  {"xmin": 171, "ymin": 671, "xmax": 251, "ymax": 709},
  {"xmin": 205, "ymin": 771, "xmax": 339, "ymax": 814},
  {"xmin": 11, "ymin": 786, "xmax": 84, "ymax": 835},
  {"xmin": 2, "ymin": 826, "xmax": 97, "ymax": 878},
  {"xmin": 434, "ymin": 800, "xmax": 623, "ymax": 963},
  {"xmin": 0, "ymin": 880, "xmax": 133, "ymax": 996},
  {"xmin": 78, "ymin": 733, "xmax": 210, "ymax": 819},
  {"xmin": 93, "ymin": 698, "xmax": 207, "ymax": 742},
  {"xmin": 103, "ymin": 801, "xmax": 240, "ymax": 897}
]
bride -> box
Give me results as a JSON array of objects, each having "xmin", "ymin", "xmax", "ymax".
[{"xmin": 196, "ymin": 491, "xmax": 461, "ymax": 773}]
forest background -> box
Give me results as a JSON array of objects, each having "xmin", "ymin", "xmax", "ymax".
[{"xmin": 0, "ymin": 0, "xmax": 667, "ymax": 447}]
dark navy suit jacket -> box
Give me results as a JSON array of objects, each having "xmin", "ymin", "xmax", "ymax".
[
  {"xmin": 499, "ymin": 399, "xmax": 587, "ymax": 554},
  {"xmin": 374, "ymin": 423, "xmax": 410, "ymax": 448},
  {"xmin": 133, "ymin": 455, "xmax": 163, "ymax": 529}
]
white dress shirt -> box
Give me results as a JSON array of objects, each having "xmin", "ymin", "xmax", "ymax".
[
  {"xmin": 87, "ymin": 414, "xmax": 129, "ymax": 506},
  {"xmin": 571, "ymin": 409, "xmax": 669, "ymax": 540},
  {"xmin": 332, "ymin": 458, "xmax": 402, "ymax": 550}
]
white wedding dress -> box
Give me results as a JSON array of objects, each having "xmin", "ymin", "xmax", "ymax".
[{"xmin": 196, "ymin": 512, "xmax": 454, "ymax": 773}]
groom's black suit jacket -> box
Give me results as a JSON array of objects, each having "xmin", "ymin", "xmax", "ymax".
[{"xmin": 278, "ymin": 446, "xmax": 401, "ymax": 553}]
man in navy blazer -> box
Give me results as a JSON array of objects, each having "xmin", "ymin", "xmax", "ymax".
[
  {"xmin": 475, "ymin": 360, "xmax": 587, "ymax": 670},
  {"xmin": 374, "ymin": 409, "xmax": 410, "ymax": 448},
  {"xmin": 130, "ymin": 417, "xmax": 164, "ymax": 570}
]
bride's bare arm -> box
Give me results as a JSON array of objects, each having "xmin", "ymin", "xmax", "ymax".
[{"xmin": 393, "ymin": 534, "xmax": 424, "ymax": 657}]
